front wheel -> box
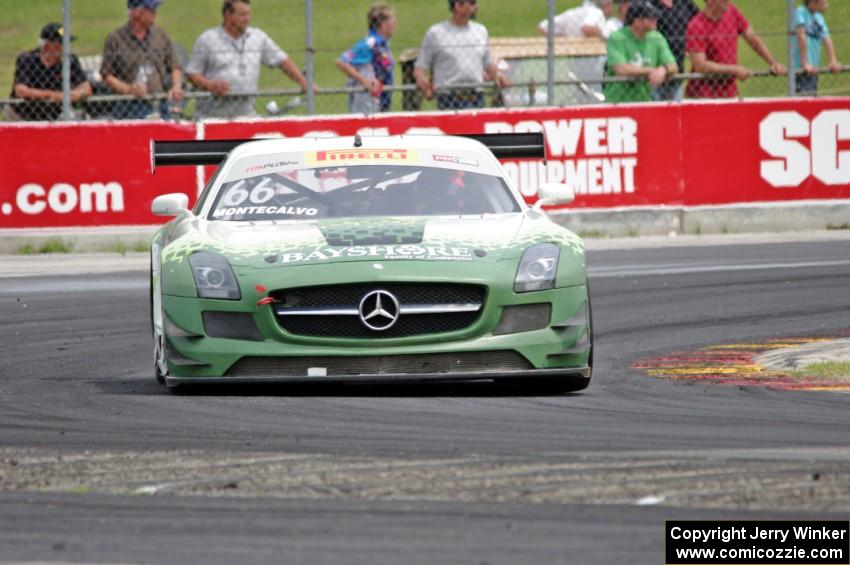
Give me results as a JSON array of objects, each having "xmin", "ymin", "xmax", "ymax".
[
  {"xmin": 498, "ymin": 375, "xmax": 590, "ymax": 394},
  {"xmin": 153, "ymin": 331, "xmax": 168, "ymax": 385},
  {"xmin": 150, "ymin": 249, "xmax": 168, "ymax": 386}
]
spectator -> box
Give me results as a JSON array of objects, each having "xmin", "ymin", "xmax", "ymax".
[
  {"xmin": 685, "ymin": 0, "xmax": 785, "ymax": 99},
  {"xmin": 792, "ymin": 0, "xmax": 842, "ymax": 95},
  {"xmin": 5, "ymin": 23, "xmax": 91, "ymax": 121},
  {"xmin": 649, "ymin": 0, "xmax": 698, "ymax": 101},
  {"xmin": 604, "ymin": 1, "xmax": 677, "ymax": 103},
  {"xmin": 101, "ymin": 0, "xmax": 183, "ymax": 119},
  {"xmin": 538, "ymin": 0, "xmax": 614, "ymax": 39},
  {"xmin": 413, "ymin": 0, "xmax": 508, "ymax": 110},
  {"xmin": 335, "ymin": 4, "xmax": 396, "ymax": 115},
  {"xmin": 187, "ymin": 0, "xmax": 314, "ymax": 118}
]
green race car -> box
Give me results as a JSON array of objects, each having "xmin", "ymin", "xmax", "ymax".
[{"xmin": 150, "ymin": 133, "xmax": 592, "ymax": 390}]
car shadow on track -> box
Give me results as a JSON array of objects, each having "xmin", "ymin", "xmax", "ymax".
[{"xmin": 93, "ymin": 377, "xmax": 588, "ymax": 398}]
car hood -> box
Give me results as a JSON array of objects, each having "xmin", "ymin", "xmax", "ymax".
[{"xmin": 161, "ymin": 213, "xmax": 584, "ymax": 268}]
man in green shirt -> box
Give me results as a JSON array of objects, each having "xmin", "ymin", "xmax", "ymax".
[{"xmin": 604, "ymin": 0, "xmax": 677, "ymax": 103}]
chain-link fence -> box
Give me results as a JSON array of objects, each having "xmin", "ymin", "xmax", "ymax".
[{"xmin": 1, "ymin": 0, "xmax": 848, "ymax": 121}]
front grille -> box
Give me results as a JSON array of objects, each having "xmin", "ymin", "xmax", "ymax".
[
  {"xmin": 273, "ymin": 283, "xmax": 486, "ymax": 338},
  {"xmin": 272, "ymin": 283, "xmax": 484, "ymax": 308},
  {"xmin": 227, "ymin": 351, "xmax": 532, "ymax": 377}
]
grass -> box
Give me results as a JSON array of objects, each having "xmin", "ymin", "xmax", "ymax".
[
  {"xmin": 67, "ymin": 485, "xmax": 94, "ymax": 495},
  {"xmin": 14, "ymin": 239, "xmax": 149, "ymax": 255},
  {"xmin": 100, "ymin": 240, "xmax": 150, "ymax": 255},
  {"xmin": 790, "ymin": 361, "xmax": 850, "ymax": 380},
  {"xmin": 2, "ymin": 0, "xmax": 848, "ymax": 116},
  {"xmin": 577, "ymin": 229, "xmax": 607, "ymax": 238},
  {"xmin": 12, "ymin": 238, "xmax": 151, "ymax": 255},
  {"xmin": 15, "ymin": 238, "xmax": 73, "ymax": 254}
]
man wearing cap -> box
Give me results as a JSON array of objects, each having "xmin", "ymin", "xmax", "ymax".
[
  {"xmin": 685, "ymin": 0, "xmax": 785, "ymax": 99},
  {"xmin": 186, "ymin": 0, "xmax": 314, "ymax": 118},
  {"xmin": 604, "ymin": 0, "xmax": 677, "ymax": 103},
  {"xmin": 5, "ymin": 23, "xmax": 92, "ymax": 121},
  {"xmin": 414, "ymin": 0, "xmax": 508, "ymax": 110},
  {"xmin": 101, "ymin": 0, "xmax": 183, "ymax": 119}
]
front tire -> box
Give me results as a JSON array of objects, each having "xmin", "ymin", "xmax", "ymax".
[
  {"xmin": 498, "ymin": 375, "xmax": 589, "ymax": 394},
  {"xmin": 153, "ymin": 332, "xmax": 168, "ymax": 385},
  {"xmin": 150, "ymin": 249, "xmax": 168, "ymax": 387},
  {"xmin": 536, "ymin": 376, "xmax": 590, "ymax": 393}
]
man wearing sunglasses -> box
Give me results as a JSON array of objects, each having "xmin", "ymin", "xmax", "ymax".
[{"xmin": 414, "ymin": 0, "xmax": 508, "ymax": 110}]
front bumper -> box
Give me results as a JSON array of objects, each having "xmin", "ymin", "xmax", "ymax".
[{"xmin": 161, "ymin": 281, "xmax": 591, "ymax": 381}]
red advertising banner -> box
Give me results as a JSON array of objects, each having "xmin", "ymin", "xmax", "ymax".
[
  {"xmin": 0, "ymin": 121, "xmax": 195, "ymax": 228},
  {"xmin": 680, "ymin": 98, "xmax": 850, "ymax": 205},
  {"xmin": 0, "ymin": 98, "xmax": 847, "ymax": 229}
]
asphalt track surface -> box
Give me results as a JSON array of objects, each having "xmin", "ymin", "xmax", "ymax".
[{"xmin": 1, "ymin": 236, "xmax": 849, "ymax": 564}]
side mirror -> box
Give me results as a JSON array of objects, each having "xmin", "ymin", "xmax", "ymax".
[
  {"xmin": 533, "ymin": 183, "xmax": 575, "ymax": 210},
  {"xmin": 151, "ymin": 193, "xmax": 191, "ymax": 217}
]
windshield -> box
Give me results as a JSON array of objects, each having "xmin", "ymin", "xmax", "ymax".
[{"xmin": 209, "ymin": 158, "xmax": 520, "ymax": 222}]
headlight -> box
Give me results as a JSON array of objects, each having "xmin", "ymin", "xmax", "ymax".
[
  {"xmin": 514, "ymin": 243, "xmax": 560, "ymax": 293},
  {"xmin": 188, "ymin": 251, "xmax": 241, "ymax": 300}
]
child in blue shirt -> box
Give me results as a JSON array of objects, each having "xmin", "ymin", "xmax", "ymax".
[
  {"xmin": 793, "ymin": 0, "xmax": 841, "ymax": 94},
  {"xmin": 336, "ymin": 4, "xmax": 396, "ymax": 114}
]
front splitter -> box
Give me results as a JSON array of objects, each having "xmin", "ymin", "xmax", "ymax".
[{"xmin": 165, "ymin": 367, "xmax": 591, "ymax": 388}]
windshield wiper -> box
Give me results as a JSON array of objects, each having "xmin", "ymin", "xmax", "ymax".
[{"xmin": 331, "ymin": 170, "xmax": 408, "ymax": 194}]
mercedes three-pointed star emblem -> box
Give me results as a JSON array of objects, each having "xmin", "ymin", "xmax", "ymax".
[{"xmin": 358, "ymin": 289, "xmax": 400, "ymax": 331}]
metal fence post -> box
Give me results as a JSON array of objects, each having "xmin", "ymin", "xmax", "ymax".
[
  {"xmin": 787, "ymin": 0, "xmax": 796, "ymax": 97},
  {"xmin": 546, "ymin": 0, "xmax": 555, "ymax": 105},
  {"xmin": 60, "ymin": 0, "xmax": 73, "ymax": 120},
  {"xmin": 305, "ymin": 0, "xmax": 315, "ymax": 115}
]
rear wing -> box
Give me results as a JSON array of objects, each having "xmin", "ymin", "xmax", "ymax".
[{"xmin": 150, "ymin": 132, "xmax": 546, "ymax": 173}]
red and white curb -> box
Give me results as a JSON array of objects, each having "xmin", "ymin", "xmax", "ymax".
[{"xmin": 631, "ymin": 334, "xmax": 850, "ymax": 392}]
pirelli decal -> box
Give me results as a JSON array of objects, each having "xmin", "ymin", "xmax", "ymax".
[{"xmin": 307, "ymin": 149, "xmax": 416, "ymax": 165}]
